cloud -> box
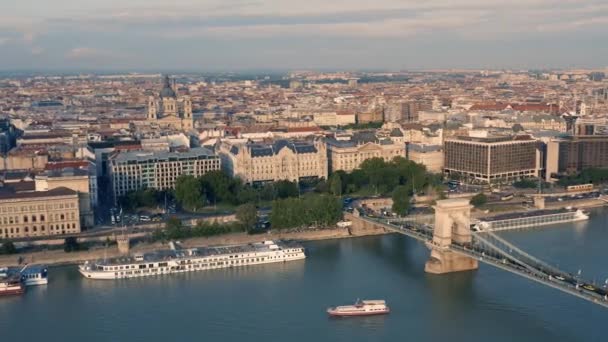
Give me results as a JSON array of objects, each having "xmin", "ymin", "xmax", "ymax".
[{"xmin": 66, "ymin": 47, "xmax": 128, "ymax": 60}]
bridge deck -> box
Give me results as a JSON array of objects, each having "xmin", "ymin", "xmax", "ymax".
[{"xmin": 360, "ymin": 215, "xmax": 608, "ymax": 309}]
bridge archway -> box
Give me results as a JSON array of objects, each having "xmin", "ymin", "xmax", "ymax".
[{"xmin": 425, "ymin": 199, "xmax": 478, "ymax": 274}]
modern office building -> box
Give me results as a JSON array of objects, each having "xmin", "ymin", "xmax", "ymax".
[
  {"xmin": 326, "ymin": 132, "xmax": 405, "ymax": 173},
  {"xmin": 545, "ymin": 136, "xmax": 608, "ymax": 179},
  {"xmin": 444, "ymin": 135, "xmax": 540, "ymax": 183},
  {"xmin": 108, "ymin": 147, "xmax": 220, "ymax": 201},
  {"xmin": 218, "ymin": 139, "xmax": 328, "ymax": 184},
  {"xmin": 0, "ymin": 187, "xmax": 81, "ymax": 239}
]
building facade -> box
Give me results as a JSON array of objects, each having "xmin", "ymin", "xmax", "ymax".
[
  {"xmin": 407, "ymin": 144, "xmax": 444, "ymax": 173},
  {"xmin": 326, "ymin": 132, "xmax": 405, "ymax": 173},
  {"xmin": 35, "ymin": 167, "xmax": 95, "ymax": 228},
  {"xmin": 218, "ymin": 139, "xmax": 328, "ymax": 184},
  {"xmin": 444, "ymin": 135, "xmax": 540, "ymax": 183},
  {"xmin": 109, "ymin": 147, "xmax": 220, "ymax": 201},
  {"xmin": 545, "ymin": 136, "xmax": 608, "ymax": 178},
  {"xmin": 0, "ymin": 187, "xmax": 81, "ymax": 239},
  {"xmin": 147, "ymin": 76, "xmax": 194, "ymax": 131}
]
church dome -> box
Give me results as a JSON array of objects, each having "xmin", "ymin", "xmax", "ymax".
[{"xmin": 159, "ymin": 75, "xmax": 177, "ymax": 98}]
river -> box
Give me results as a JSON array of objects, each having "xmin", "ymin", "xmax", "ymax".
[{"xmin": 1, "ymin": 209, "xmax": 607, "ymax": 341}]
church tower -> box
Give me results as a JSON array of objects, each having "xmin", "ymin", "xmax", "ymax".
[
  {"xmin": 147, "ymin": 75, "xmax": 194, "ymax": 131},
  {"xmin": 147, "ymin": 96, "xmax": 157, "ymax": 120}
]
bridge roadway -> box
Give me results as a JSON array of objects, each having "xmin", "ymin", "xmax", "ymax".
[{"xmin": 359, "ymin": 214, "xmax": 608, "ymax": 309}]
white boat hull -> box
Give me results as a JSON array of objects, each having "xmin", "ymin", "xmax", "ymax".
[{"xmin": 80, "ymin": 249, "xmax": 305, "ymax": 280}]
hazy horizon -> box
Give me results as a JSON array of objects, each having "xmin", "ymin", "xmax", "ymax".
[{"xmin": 2, "ymin": 0, "xmax": 608, "ymax": 71}]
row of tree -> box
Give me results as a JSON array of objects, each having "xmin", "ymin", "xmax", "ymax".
[
  {"xmin": 269, "ymin": 193, "xmax": 342, "ymax": 229},
  {"xmin": 174, "ymin": 171, "xmax": 300, "ymax": 211},
  {"xmin": 151, "ymin": 217, "xmax": 248, "ymax": 241},
  {"xmin": 118, "ymin": 188, "xmax": 169, "ymax": 211},
  {"xmin": 323, "ymin": 157, "xmax": 441, "ymax": 197},
  {"xmin": 556, "ymin": 168, "xmax": 608, "ymax": 187}
]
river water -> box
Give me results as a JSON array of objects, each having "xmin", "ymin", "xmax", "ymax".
[{"xmin": 1, "ymin": 209, "xmax": 607, "ymax": 342}]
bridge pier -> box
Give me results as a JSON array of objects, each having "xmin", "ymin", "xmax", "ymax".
[{"xmin": 424, "ymin": 199, "xmax": 478, "ymax": 274}]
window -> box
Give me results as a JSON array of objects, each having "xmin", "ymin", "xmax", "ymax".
[
  {"xmin": 23, "ymin": 216, "xmax": 28, "ymax": 223},
  {"xmin": 40, "ymin": 215, "xmax": 45, "ymax": 222}
]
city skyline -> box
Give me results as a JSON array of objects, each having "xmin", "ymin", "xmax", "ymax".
[{"xmin": 2, "ymin": 0, "xmax": 608, "ymax": 71}]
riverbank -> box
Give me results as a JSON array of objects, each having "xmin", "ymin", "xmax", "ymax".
[{"xmin": 0, "ymin": 225, "xmax": 387, "ymax": 267}]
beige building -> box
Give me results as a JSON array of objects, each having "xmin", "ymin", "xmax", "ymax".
[
  {"xmin": 0, "ymin": 187, "xmax": 81, "ymax": 239},
  {"xmin": 147, "ymin": 76, "xmax": 194, "ymax": 131},
  {"xmin": 109, "ymin": 147, "xmax": 220, "ymax": 202},
  {"xmin": 326, "ymin": 132, "xmax": 405, "ymax": 173},
  {"xmin": 35, "ymin": 168, "xmax": 94, "ymax": 228},
  {"xmin": 407, "ymin": 144, "xmax": 444, "ymax": 173},
  {"xmin": 1, "ymin": 149, "xmax": 48, "ymax": 171},
  {"xmin": 218, "ymin": 139, "xmax": 328, "ymax": 184}
]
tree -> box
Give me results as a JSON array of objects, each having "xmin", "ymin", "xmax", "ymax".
[
  {"xmin": 470, "ymin": 193, "xmax": 488, "ymax": 207},
  {"xmin": 165, "ymin": 217, "xmax": 187, "ymax": 240},
  {"xmin": 275, "ymin": 180, "xmax": 299, "ymax": 199},
  {"xmin": 329, "ymin": 173, "xmax": 343, "ymax": 196},
  {"xmin": 235, "ymin": 203, "xmax": 258, "ymax": 231},
  {"xmin": 0, "ymin": 240, "xmax": 17, "ymax": 255},
  {"xmin": 391, "ymin": 186, "xmax": 411, "ymax": 216},
  {"xmin": 175, "ymin": 175, "xmax": 204, "ymax": 211}
]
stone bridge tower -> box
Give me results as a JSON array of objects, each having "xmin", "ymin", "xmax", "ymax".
[{"xmin": 424, "ymin": 198, "xmax": 478, "ymax": 274}]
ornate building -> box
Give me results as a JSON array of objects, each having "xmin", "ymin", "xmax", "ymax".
[
  {"xmin": 326, "ymin": 132, "xmax": 405, "ymax": 173},
  {"xmin": 218, "ymin": 139, "xmax": 328, "ymax": 184},
  {"xmin": 147, "ymin": 76, "xmax": 194, "ymax": 131}
]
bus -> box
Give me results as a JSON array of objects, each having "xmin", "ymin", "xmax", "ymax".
[
  {"xmin": 566, "ymin": 184, "xmax": 594, "ymax": 193},
  {"xmin": 500, "ymin": 193, "xmax": 514, "ymax": 201}
]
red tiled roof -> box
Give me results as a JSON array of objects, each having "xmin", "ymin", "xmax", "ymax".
[{"xmin": 44, "ymin": 160, "xmax": 89, "ymax": 170}]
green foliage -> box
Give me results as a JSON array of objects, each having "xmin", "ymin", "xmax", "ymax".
[
  {"xmin": 118, "ymin": 188, "xmax": 167, "ymax": 211},
  {"xmin": 270, "ymin": 193, "xmax": 342, "ymax": 229},
  {"xmin": 513, "ymin": 179, "xmax": 538, "ymax": 189},
  {"xmin": 235, "ymin": 203, "xmax": 258, "ymax": 231},
  {"xmin": 175, "ymin": 175, "xmax": 205, "ymax": 211},
  {"xmin": 470, "ymin": 193, "xmax": 488, "ymax": 207},
  {"xmin": 557, "ymin": 168, "xmax": 608, "ymax": 186},
  {"xmin": 329, "ymin": 173, "xmax": 343, "ymax": 196},
  {"xmin": 275, "ymin": 180, "xmax": 299, "ymax": 199},
  {"xmin": 63, "ymin": 237, "xmax": 83, "ymax": 253},
  {"xmin": 325, "ymin": 157, "xmax": 438, "ymax": 197},
  {"xmin": 340, "ymin": 122, "xmax": 383, "ymax": 130},
  {"xmin": 0, "ymin": 240, "xmax": 17, "ymax": 255},
  {"xmin": 391, "ymin": 186, "xmax": 411, "ymax": 216},
  {"xmin": 151, "ymin": 218, "xmax": 245, "ymax": 241},
  {"xmin": 165, "ymin": 217, "xmax": 187, "ymax": 240}
]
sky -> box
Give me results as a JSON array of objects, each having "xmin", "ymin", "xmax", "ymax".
[{"xmin": 1, "ymin": 0, "xmax": 607, "ymax": 71}]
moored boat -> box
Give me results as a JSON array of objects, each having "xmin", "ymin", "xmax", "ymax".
[
  {"xmin": 0, "ymin": 275, "xmax": 24, "ymax": 296},
  {"xmin": 20, "ymin": 265, "xmax": 49, "ymax": 286},
  {"xmin": 79, "ymin": 240, "xmax": 305, "ymax": 280},
  {"xmin": 327, "ymin": 299, "xmax": 390, "ymax": 317}
]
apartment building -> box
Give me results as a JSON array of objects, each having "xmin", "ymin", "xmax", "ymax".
[
  {"xmin": 444, "ymin": 135, "xmax": 540, "ymax": 183},
  {"xmin": 109, "ymin": 147, "xmax": 220, "ymax": 201}
]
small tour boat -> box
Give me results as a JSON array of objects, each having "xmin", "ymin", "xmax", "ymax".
[
  {"xmin": 0, "ymin": 275, "xmax": 24, "ymax": 296},
  {"xmin": 327, "ymin": 299, "xmax": 390, "ymax": 317},
  {"xmin": 20, "ymin": 265, "xmax": 49, "ymax": 286}
]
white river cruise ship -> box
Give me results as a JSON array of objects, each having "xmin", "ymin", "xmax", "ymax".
[{"xmin": 79, "ymin": 240, "xmax": 305, "ymax": 280}]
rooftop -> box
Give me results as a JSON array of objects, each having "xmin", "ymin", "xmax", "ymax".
[
  {"xmin": 111, "ymin": 147, "xmax": 217, "ymax": 164},
  {"xmin": 0, "ymin": 186, "xmax": 77, "ymax": 200}
]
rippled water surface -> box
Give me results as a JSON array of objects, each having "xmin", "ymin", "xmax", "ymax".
[{"xmin": 1, "ymin": 209, "xmax": 607, "ymax": 341}]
